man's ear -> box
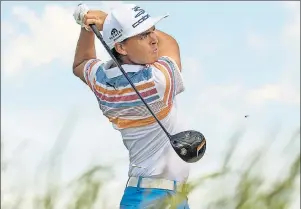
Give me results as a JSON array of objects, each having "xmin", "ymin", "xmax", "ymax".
[{"xmin": 114, "ymin": 43, "xmax": 127, "ymax": 56}]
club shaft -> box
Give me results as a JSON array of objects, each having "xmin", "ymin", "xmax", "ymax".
[{"xmin": 90, "ymin": 25, "xmax": 171, "ymax": 139}]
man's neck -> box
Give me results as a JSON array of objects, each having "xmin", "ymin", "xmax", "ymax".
[
  {"xmin": 121, "ymin": 56, "xmax": 136, "ymax": 65},
  {"xmin": 109, "ymin": 57, "xmax": 144, "ymax": 69}
]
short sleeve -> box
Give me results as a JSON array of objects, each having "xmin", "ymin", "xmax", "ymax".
[
  {"xmin": 83, "ymin": 59, "xmax": 102, "ymax": 90},
  {"xmin": 157, "ymin": 56, "xmax": 185, "ymax": 96}
]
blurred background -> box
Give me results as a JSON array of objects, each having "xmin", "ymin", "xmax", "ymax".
[{"xmin": 1, "ymin": 1, "xmax": 300, "ymax": 209}]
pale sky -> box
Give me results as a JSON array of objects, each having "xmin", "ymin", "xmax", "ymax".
[{"xmin": 1, "ymin": 1, "xmax": 300, "ymax": 209}]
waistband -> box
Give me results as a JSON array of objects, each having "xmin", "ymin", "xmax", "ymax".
[{"xmin": 126, "ymin": 176, "xmax": 189, "ymax": 193}]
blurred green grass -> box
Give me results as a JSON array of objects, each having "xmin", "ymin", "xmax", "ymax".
[{"xmin": 1, "ymin": 115, "xmax": 300, "ymax": 209}]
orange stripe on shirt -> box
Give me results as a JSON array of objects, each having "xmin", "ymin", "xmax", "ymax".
[
  {"xmin": 108, "ymin": 105, "xmax": 172, "ymax": 129},
  {"xmin": 93, "ymin": 80, "xmax": 156, "ymax": 96},
  {"xmin": 152, "ymin": 62, "xmax": 171, "ymax": 104}
]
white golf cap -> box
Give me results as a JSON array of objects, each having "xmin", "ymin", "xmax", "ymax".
[{"xmin": 103, "ymin": 4, "xmax": 169, "ymax": 49}]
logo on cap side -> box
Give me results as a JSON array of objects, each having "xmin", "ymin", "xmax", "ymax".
[
  {"xmin": 131, "ymin": 6, "xmax": 150, "ymax": 28},
  {"xmin": 109, "ymin": 28, "xmax": 123, "ymax": 41}
]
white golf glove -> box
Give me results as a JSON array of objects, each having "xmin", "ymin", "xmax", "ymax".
[{"xmin": 73, "ymin": 3, "xmax": 89, "ymax": 30}]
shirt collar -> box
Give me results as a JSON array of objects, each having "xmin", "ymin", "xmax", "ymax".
[{"xmin": 103, "ymin": 59, "xmax": 147, "ymax": 79}]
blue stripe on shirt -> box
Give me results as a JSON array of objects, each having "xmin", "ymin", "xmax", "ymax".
[{"xmin": 95, "ymin": 66, "xmax": 153, "ymax": 88}]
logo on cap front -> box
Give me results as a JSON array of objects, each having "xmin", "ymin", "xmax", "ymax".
[
  {"xmin": 131, "ymin": 6, "xmax": 150, "ymax": 28},
  {"xmin": 109, "ymin": 28, "xmax": 123, "ymax": 41}
]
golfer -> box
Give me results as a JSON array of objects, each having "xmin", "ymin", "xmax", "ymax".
[{"xmin": 73, "ymin": 3, "xmax": 190, "ymax": 209}]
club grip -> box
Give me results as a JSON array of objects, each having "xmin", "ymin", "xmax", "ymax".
[{"xmin": 89, "ymin": 24, "xmax": 101, "ymax": 39}]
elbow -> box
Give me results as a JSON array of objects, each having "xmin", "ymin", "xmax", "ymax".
[
  {"xmin": 72, "ymin": 64, "xmax": 78, "ymax": 76},
  {"xmin": 72, "ymin": 67, "xmax": 77, "ymax": 76},
  {"xmin": 72, "ymin": 59, "xmax": 89, "ymax": 81},
  {"xmin": 72, "ymin": 59, "xmax": 83, "ymax": 75},
  {"xmin": 72, "ymin": 61, "xmax": 78, "ymax": 72}
]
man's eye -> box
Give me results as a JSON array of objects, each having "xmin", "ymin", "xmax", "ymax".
[{"xmin": 140, "ymin": 33, "xmax": 148, "ymax": 39}]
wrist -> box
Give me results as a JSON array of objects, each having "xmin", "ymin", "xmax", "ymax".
[
  {"xmin": 79, "ymin": 27, "xmax": 95, "ymax": 42},
  {"xmin": 80, "ymin": 27, "xmax": 93, "ymax": 34}
]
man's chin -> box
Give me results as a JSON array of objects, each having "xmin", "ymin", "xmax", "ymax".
[
  {"xmin": 151, "ymin": 54, "xmax": 160, "ymax": 63},
  {"xmin": 142, "ymin": 54, "xmax": 160, "ymax": 65}
]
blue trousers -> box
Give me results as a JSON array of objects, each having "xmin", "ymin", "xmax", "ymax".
[{"xmin": 120, "ymin": 184, "xmax": 190, "ymax": 209}]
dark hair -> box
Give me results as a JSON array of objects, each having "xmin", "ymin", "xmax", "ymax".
[
  {"xmin": 111, "ymin": 47, "xmax": 123, "ymax": 63},
  {"xmin": 111, "ymin": 39, "xmax": 128, "ymax": 64}
]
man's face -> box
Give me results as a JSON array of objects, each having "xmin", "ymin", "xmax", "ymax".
[{"xmin": 118, "ymin": 26, "xmax": 159, "ymax": 65}]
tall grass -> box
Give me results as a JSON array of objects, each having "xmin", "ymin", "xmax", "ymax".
[{"xmin": 1, "ymin": 115, "xmax": 300, "ymax": 209}]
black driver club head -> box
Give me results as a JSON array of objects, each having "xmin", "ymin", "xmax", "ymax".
[{"xmin": 170, "ymin": 130, "xmax": 206, "ymax": 163}]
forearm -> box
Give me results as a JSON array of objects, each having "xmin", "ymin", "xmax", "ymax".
[
  {"xmin": 155, "ymin": 30, "xmax": 182, "ymax": 70},
  {"xmin": 156, "ymin": 30, "xmax": 179, "ymax": 53},
  {"xmin": 72, "ymin": 28, "xmax": 96, "ymax": 70}
]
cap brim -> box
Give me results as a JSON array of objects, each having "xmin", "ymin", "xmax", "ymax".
[{"xmin": 152, "ymin": 14, "xmax": 169, "ymax": 25}]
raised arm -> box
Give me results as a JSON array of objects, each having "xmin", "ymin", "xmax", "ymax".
[
  {"xmin": 72, "ymin": 8, "xmax": 107, "ymax": 83},
  {"xmin": 72, "ymin": 28, "xmax": 96, "ymax": 83},
  {"xmin": 155, "ymin": 30, "xmax": 182, "ymax": 71}
]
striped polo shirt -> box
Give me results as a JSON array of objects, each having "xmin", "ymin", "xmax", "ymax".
[{"xmin": 83, "ymin": 56, "xmax": 190, "ymax": 182}]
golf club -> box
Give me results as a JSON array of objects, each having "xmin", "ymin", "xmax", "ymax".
[{"xmin": 89, "ymin": 24, "xmax": 206, "ymax": 163}]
